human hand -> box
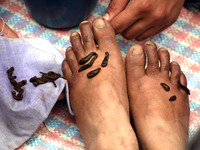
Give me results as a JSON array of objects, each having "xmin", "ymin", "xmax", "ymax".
[{"xmin": 103, "ymin": 0, "xmax": 185, "ymax": 41}]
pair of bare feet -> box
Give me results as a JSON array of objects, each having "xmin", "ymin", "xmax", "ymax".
[
  {"xmin": 62, "ymin": 18, "xmax": 190, "ymax": 150},
  {"xmin": 1, "ymin": 18, "xmax": 190, "ymax": 150}
]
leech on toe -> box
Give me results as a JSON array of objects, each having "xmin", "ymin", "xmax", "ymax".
[
  {"xmin": 79, "ymin": 52, "xmax": 97, "ymax": 65},
  {"xmin": 160, "ymin": 83, "xmax": 170, "ymax": 91},
  {"xmin": 78, "ymin": 54, "xmax": 98, "ymax": 72},
  {"xmin": 87, "ymin": 68, "xmax": 101, "ymax": 78},
  {"xmin": 178, "ymin": 81, "xmax": 190, "ymax": 95},
  {"xmin": 169, "ymin": 95, "xmax": 176, "ymax": 101},
  {"xmin": 101, "ymin": 52, "xmax": 109, "ymax": 67}
]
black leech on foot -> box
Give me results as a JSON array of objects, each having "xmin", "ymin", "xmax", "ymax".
[
  {"xmin": 79, "ymin": 52, "xmax": 97, "ymax": 65},
  {"xmin": 178, "ymin": 81, "xmax": 190, "ymax": 95},
  {"xmin": 169, "ymin": 95, "xmax": 176, "ymax": 101},
  {"xmin": 78, "ymin": 54, "xmax": 98, "ymax": 72},
  {"xmin": 101, "ymin": 52, "xmax": 109, "ymax": 67},
  {"xmin": 160, "ymin": 83, "xmax": 170, "ymax": 91},
  {"xmin": 87, "ymin": 68, "xmax": 101, "ymax": 79}
]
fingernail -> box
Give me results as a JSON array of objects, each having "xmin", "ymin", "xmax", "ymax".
[
  {"xmin": 71, "ymin": 32, "xmax": 78, "ymax": 37},
  {"xmin": 103, "ymin": 13, "xmax": 109, "ymax": 21},
  {"xmin": 145, "ymin": 41, "xmax": 155, "ymax": 46},
  {"xmin": 66, "ymin": 47, "xmax": 72, "ymax": 51},
  {"xmin": 132, "ymin": 48, "xmax": 143, "ymax": 56},
  {"xmin": 94, "ymin": 18, "xmax": 106, "ymax": 29}
]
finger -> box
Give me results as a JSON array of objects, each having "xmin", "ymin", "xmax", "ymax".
[
  {"xmin": 122, "ymin": 19, "xmax": 154, "ymax": 40},
  {"xmin": 110, "ymin": 1, "xmax": 140, "ymax": 34},
  {"xmin": 104, "ymin": 0, "xmax": 129, "ymax": 21},
  {"xmin": 136, "ymin": 25, "xmax": 170, "ymax": 41}
]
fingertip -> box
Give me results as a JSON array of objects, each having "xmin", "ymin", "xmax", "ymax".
[{"xmin": 103, "ymin": 13, "xmax": 110, "ymax": 21}]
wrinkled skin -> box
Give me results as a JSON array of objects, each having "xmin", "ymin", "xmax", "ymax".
[{"xmin": 104, "ymin": 0, "xmax": 185, "ymax": 41}]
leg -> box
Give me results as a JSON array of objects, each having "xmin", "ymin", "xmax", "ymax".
[
  {"xmin": 126, "ymin": 41, "xmax": 190, "ymax": 150},
  {"xmin": 0, "ymin": 18, "xmax": 18, "ymax": 38},
  {"xmin": 62, "ymin": 18, "xmax": 139, "ymax": 150}
]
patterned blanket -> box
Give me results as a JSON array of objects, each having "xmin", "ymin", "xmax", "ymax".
[{"xmin": 0, "ymin": 0, "xmax": 199, "ymax": 149}]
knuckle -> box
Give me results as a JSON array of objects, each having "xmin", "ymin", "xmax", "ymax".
[
  {"xmin": 152, "ymin": 11, "xmax": 165, "ymax": 21},
  {"xmin": 137, "ymin": 1, "xmax": 152, "ymax": 12}
]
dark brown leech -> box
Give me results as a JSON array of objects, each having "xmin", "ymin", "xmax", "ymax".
[
  {"xmin": 87, "ymin": 68, "xmax": 101, "ymax": 79},
  {"xmin": 160, "ymin": 83, "xmax": 170, "ymax": 91},
  {"xmin": 7, "ymin": 67, "xmax": 26, "ymax": 101},
  {"xmin": 30, "ymin": 71, "xmax": 62, "ymax": 87},
  {"xmin": 169, "ymin": 95, "xmax": 176, "ymax": 101},
  {"xmin": 7, "ymin": 67, "xmax": 14, "ymax": 76},
  {"xmin": 12, "ymin": 91, "xmax": 23, "ymax": 101},
  {"xmin": 178, "ymin": 81, "xmax": 190, "ymax": 95},
  {"xmin": 101, "ymin": 52, "xmax": 109, "ymax": 67},
  {"xmin": 79, "ymin": 52, "xmax": 97, "ymax": 65},
  {"xmin": 78, "ymin": 55, "xmax": 98, "ymax": 72}
]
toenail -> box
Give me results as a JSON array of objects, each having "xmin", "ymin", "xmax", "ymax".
[
  {"xmin": 94, "ymin": 18, "xmax": 106, "ymax": 29},
  {"xmin": 159, "ymin": 47, "xmax": 168, "ymax": 51},
  {"xmin": 145, "ymin": 41, "xmax": 155, "ymax": 46},
  {"xmin": 66, "ymin": 47, "xmax": 72, "ymax": 51},
  {"xmin": 103, "ymin": 13, "xmax": 110, "ymax": 21},
  {"xmin": 71, "ymin": 32, "xmax": 78, "ymax": 37},
  {"xmin": 171, "ymin": 61, "xmax": 178, "ymax": 65},
  {"xmin": 132, "ymin": 48, "xmax": 143, "ymax": 56},
  {"xmin": 80, "ymin": 20, "xmax": 89, "ymax": 24}
]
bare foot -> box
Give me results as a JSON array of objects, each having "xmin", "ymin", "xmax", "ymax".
[
  {"xmin": 62, "ymin": 18, "xmax": 139, "ymax": 150},
  {"xmin": 0, "ymin": 18, "xmax": 19, "ymax": 38},
  {"xmin": 126, "ymin": 41, "xmax": 190, "ymax": 150}
]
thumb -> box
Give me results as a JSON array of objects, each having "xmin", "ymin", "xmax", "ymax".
[{"xmin": 103, "ymin": 0, "xmax": 129, "ymax": 21}]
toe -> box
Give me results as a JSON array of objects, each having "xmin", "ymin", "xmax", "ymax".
[
  {"xmin": 125, "ymin": 45, "xmax": 146, "ymax": 80},
  {"xmin": 180, "ymin": 72, "xmax": 187, "ymax": 87},
  {"xmin": 79, "ymin": 21, "xmax": 96, "ymax": 52},
  {"xmin": 62, "ymin": 58, "xmax": 72, "ymax": 81},
  {"xmin": 144, "ymin": 41, "xmax": 159, "ymax": 75},
  {"xmin": 70, "ymin": 32, "xmax": 85, "ymax": 62},
  {"xmin": 170, "ymin": 61, "xmax": 181, "ymax": 85},
  {"xmin": 64, "ymin": 47, "xmax": 79, "ymax": 75},
  {"xmin": 92, "ymin": 18, "xmax": 119, "ymax": 51},
  {"xmin": 158, "ymin": 47, "xmax": 170, "ymax": 78}
]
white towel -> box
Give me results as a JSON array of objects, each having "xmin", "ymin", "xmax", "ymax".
[{"xmin": 0, "ymin": 37, "xmax": 69, "ymax": 150}]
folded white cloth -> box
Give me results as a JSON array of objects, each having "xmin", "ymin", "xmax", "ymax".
[{"xmin": 0, "ymin": 37, "xmax": 70, "ymax": 150}]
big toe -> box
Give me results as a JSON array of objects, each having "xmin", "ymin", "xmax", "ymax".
[
  {"xmin": 92, "ymin": 18, "xmax": 119, "ymax": 51},
  {"xmin": 125, "ymin": 44, "xmax": 145, "ymax": 81}
]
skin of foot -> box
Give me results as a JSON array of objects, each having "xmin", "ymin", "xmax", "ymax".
[
  {"xmin": 62, "ymin": 18, "xmax": 139, "ymax": 150},
  {"xmin": 0, "ymin": 18, "xmax": 19, "ymax": 38},
  {"xmin": 125, "ymin": 41, "xmax": 190, "ymax": 150}
]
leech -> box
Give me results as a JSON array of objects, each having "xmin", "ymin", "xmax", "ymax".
[
  {"xmin": 79, "ymin": 52, "xmax": 97, "ymax": 65},
  {"xmin": 7, "ymin": 67, "xmax": 26, "ymax": 101},
  {"xmin": 160, "ymin": 83, "xmax": 170, "ymax": 91},
  {"xmin": 87, "ymin": 68, "xmax": 101, "ymax": 79},
  {"xmin": 78, "ymin": 55, "xmax": 98, "ymax": 72},
  {"xmin": 14, "ymin": 87, "xmax": 23, "ymax": 93},
  {"xmin": 169, "ymin": 95, "xmax": 176, "ymax": 101},
  {"xmin": 15, "ymin": 80, "xmax": 27, "ymax": 88},
  {"xmin": 30, "ymin": 71, "xmax": 62, "ymax": 87},
  {"xmin": 178, "ymin": 81, "xmax": 190, "ymax": 95},
  {"xmin": 101, "ymin": 52, "xmax": 109, "ymax": 67}
]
